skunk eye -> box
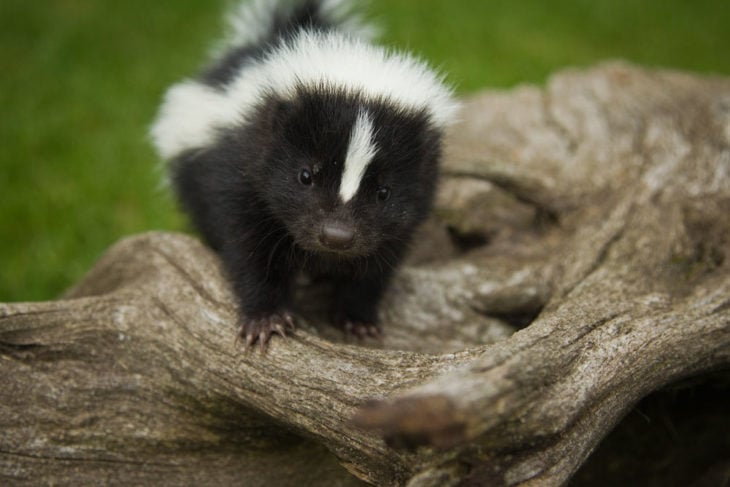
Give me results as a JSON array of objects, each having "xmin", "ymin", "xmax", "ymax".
[
  {"xmin": 299, "ymin": 168, "xmax": 313, "ymax": 186},
  {"xmin": 376, "ymin": 186, "xmax": 391, "ymax": 202}
]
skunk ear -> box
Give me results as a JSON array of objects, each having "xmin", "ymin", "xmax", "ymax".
[
  {"xmin": 270, "ymin": 99, "xmax": 306, "ymax": 142},
  {"xmin": 258, "ymin": 96, "xmax": 294, "ymax": 129},
  {"xmin": 275, "ymin": 99, "xmax": 295, "ymax": 120}
]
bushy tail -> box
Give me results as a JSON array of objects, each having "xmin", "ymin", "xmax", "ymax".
[{"xmin": 224, "ymin": 0, "xmax": 376, "ymax": 49}]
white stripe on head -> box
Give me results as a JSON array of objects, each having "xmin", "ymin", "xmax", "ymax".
[{"xmin": 339, "ymin": 110, "xmax": 377, "ymax": 202}]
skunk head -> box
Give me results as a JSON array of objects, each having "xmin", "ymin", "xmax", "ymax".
[
  {"xmin": 152, "ymin": 30, "xmax": 458, "ymax": 257},
  {"xmin": 254, "ymin": 87, "xmax": 441, "ymax": 257}
]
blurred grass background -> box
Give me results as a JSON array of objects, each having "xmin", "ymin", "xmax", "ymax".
[{"xmin": 1, "ymin": 0, "xmax": 729, "ymax": 302}]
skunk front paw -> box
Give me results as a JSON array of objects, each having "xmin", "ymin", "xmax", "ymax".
[
  {"xmin": 236, "ymin": 311, "xmax": 296, "ymax": 352},
  {"xmin": 341, "ymin": 320, "xmax": 382, "ymax": 340}
]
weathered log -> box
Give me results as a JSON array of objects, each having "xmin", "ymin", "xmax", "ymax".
[{"xmin": 1, "ymin": 62, "xmax": 729, "ymax": 486}]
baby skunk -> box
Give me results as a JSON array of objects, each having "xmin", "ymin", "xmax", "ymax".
[{"xmin": 151, "ymin": 0, "xmax": 458, "ymax": 349}]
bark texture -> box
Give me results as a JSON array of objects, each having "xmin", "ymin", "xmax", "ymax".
[{"xmin": 2, "ymin": 62, "xmax": 729, "ymax": 486}]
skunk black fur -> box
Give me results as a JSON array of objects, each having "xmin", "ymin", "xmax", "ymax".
[{"xmin": 151, "ymin": 0, "xmax": 457, "ymax": 348}]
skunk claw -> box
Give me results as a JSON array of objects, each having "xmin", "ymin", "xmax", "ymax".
[
  {"xmin": 236, "ymin": 312, "xmax": 296, "ymax": 352},
  {"xmin": 340, "ymin": 319, "xmax": 382, "ymax": 340}
]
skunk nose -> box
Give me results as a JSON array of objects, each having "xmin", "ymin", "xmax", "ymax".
[{"xmin": 319, "ymin": 222, "xmax": 355, "ymax": 250}]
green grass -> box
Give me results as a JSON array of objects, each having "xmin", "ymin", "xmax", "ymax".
[{"xmin": 1, "ymin": 0, "xmax": 729, "ymax": 302}]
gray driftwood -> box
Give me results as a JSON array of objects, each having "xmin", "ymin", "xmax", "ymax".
[{"xmin": 2, "ymin": 62, "xmax": 729, "ymax": 486}]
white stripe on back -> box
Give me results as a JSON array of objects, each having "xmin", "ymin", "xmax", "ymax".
[
  {"xmin": 339, "ymin": 110, "xmax": 377, "ymax": 202},
  {"xmin": 151, "ymin": 30, "xmax": 458, "ymax": 160}
]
